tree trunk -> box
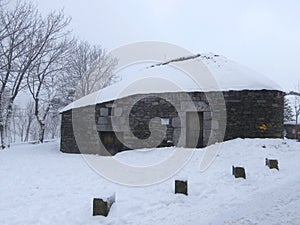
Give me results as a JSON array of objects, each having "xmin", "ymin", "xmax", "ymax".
[
  {"xmin": 0, "ymin": 99, "xmax": 5, "ymax": 149},
  {"xmin": 296, "ymin": 115, "xmax": 299, "ymax": 140},
  {"xmin": 24, "ymin": 118, "xmax": 32, "ymax": 142},
  {"xmin": 51, "ymin": 128, "xmax": 55, "ymax": 139},
  {"xmin": 12, "ymin": 115, "xmax": 16, "ymax": 143},
  {"xmin": 38, "ymin": 121, "xmax": 45, "ymax": 143},
  {"xmin": 20, "ymin": 129, "xmax": 24, "ymax": 142},
  {"xmin": 4, "ymin": 100, "xmax": 13, "ymax": 147},
  {"xmin": 0, "ymin": 129, "xmax": 4, "ymax": 149},
  {"xmin": 0, "ymin": 121, "xmax": 5, "ymax": 149}
]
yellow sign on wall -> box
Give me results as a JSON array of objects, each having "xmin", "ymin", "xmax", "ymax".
[{"xmin": 258, "ymin": 124, "xmax": 268, "ymax": 131}]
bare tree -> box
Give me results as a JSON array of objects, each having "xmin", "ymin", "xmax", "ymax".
[
  {"xmin": 29, "ymin": 119, "xmax": 39, "ymax": 141},
  {"xmin": 284, "ymin": 98, "xmax": 294, "ymax": 123},
  {"xmin": 2, "ymin": 101, "xmax": 36, "ymax": 143},
  {"xmin": 45, "ymin": 111, "xmax": 60, "ymax": 139},
  {"xmin": 0, "ymin": 2, "xmax": 37, "ymax": 148},
  {"xmin": 27, "ymin": 37, "xmax": 72, "ymax": 143},
  {"xmin": 1, "ymin": 1, "xmax": 116, "ymax": 145},
  {"xmin": 9, "ymin": 104, "xmax": 23, "ymax": 142},
  {"xmin": 64, "ymin": 41, "xmax": 118, "ymax": 100},
  {"xmin": 288, "ymin": 84, "xmax": 300, "ymax": 139},
  {"xmin": 23, "ymin": 101, "xmax": 35, "ymax": 142},
  {"xmin": 294, "ymin": 95, "xmax": 300, "ymax": 139},
  {"xmin": 0, "ymin": 2, "xmax": 71, "ymax": 146}
]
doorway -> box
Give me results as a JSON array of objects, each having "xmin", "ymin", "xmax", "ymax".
[
  {"xmin": 99, "ymin": 131, "xmax": 124, "ymax": 155},
  {"xmin": 186, "ymin": 112, "xmax": 203, "ymax": 148}
]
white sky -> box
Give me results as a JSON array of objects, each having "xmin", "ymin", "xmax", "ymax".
[{"xmin": 12, "ymin": 0, "xmax": 300, "ymax": 92}]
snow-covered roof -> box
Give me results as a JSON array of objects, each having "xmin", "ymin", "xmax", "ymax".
[{"xmin": 61, "ymin": 53, "xmax": 283, "ymax": 112}]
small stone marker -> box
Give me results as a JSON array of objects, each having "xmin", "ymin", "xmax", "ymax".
[
  {"xmin": 265, "ymin": 158, "xmax": 279, "ymax": 170},
  {"xmin": 93, "ymin": 193, "xmax": 115, "ymax": 217},
  {"xmin": 232, "ymin": 166, "xmax": 246, "ymax": 179},
  {"xmin": 175, "ymin": 180, "xmax": 188, "ymax": 195}
]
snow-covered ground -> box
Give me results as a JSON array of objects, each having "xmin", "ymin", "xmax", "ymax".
[{"xmin": 0, "ymin": 138, "xmax": 300, "ymax": 225}]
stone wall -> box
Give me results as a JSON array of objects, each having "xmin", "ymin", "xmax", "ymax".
[
  {"xmin": 60, "ymin": 90, "xmax": 284, "ymax": 155},
  {"xmin": 224, "ymin": 90, "xmax": 284, "ymax": 139},
  {"xmin": 284, "ymin": 124, "xmax": 299, "ymax": 139},
  {"xmin": 60, "ymin": 111, "xmax": 79, "ymax": 153}
]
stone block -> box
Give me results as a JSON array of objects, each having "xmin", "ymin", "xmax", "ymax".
[
  {"xmin": 265, "ymin": 158, "xmax": 279, "ymax": 170},
  {"xmin": 175, "ymin": 180, "xmax": 188, "ymax": 195},
  {"xmin": 93, "ymin": 194, "xmax": 115, "ymax": 217},
  {"xmin": 211, "ymin": 120, "xmax": 219, "ymax": 129},
  {"xmin": 98, "ymin": 117, "xmax": 110, "ymax": 125},
  {"xmin": 113, "ymin": 107, "xmax": 123, "ymax": 116},
  {"xmin": 194, "ymin": 101, "xmax": 209, "ymax": 111},
  {"xmin": 100, "ymin": 108, "xmax": 108, "ymax": 116},
  {"xmin": 232, "ymin": 166, "xmax": 246, "ymax": 179},
  {"xmin": 172, "ymin": 117, "xmax": 181, "ymax": 127},
  {"xmin": 96, "ymin": 124, "xmax": 113, "ymax": 131}
]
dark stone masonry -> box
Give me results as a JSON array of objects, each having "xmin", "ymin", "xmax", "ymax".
[{"xmin": 60, "ymin": 90, "xmax": 284, "ymax": 155}]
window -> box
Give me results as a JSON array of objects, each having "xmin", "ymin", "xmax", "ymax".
[{"xmin": 161, "ymin": 118, "xmax": 170, "ymax": 125}]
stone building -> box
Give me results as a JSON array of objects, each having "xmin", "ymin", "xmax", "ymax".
[
  {"xmin": 60, "ymin": 54, "xmax": 284, "ymax": 155},
  {"xmin": 284, "ymin": 122, "xmax": 300, "ymax": 139}
]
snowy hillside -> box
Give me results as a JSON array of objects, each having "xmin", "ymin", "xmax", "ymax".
[{"xmin": 0, "ymin": 139, "xmax": 300, "ymax": 225}]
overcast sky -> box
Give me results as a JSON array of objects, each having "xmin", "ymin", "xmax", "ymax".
[{"xmin": 15, "ymin": 0, "xmax": 300, "ymax": 92}]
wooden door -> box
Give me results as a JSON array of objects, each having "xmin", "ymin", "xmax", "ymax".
[
  {"xmin": 186, "ymin": 112, "xmax": 203, "ymax": 148},
  {"xmin": 99, "ymin": 132, "xmax": 124, "ymax": 155}
]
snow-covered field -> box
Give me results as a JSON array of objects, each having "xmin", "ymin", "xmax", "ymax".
[{"xmin": 1, "ymin": 138, "xmax": 300, "ymax": 225}]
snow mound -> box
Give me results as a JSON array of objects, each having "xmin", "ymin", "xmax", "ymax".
[
  {"xmin": 1, "ymin": 138, "xmax": 300, "ymax": 225},
  {"xmin": 61, "ymin": 53, "xmax": 283, "ymax": 112}
]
